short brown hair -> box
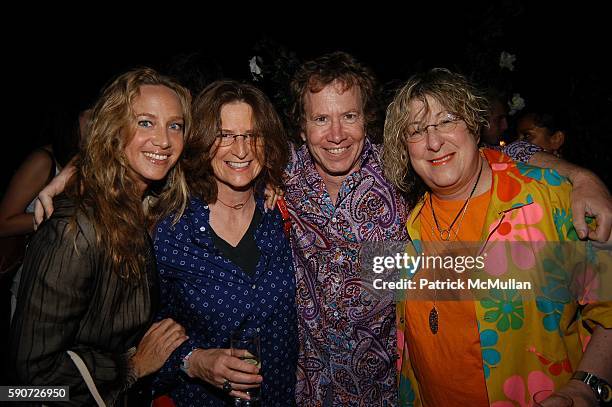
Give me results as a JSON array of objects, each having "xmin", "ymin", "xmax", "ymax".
[
  {"xmin": 289, "ymin": 51, "xmax": 380, "ymax": 140},
  {"xmin": 185, "ymin": 80, "xmax": 288, "ymax": 202}
]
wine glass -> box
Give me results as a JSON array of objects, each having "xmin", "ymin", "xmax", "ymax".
[{"xmin": 230, "ymin": 328, "xmax": 261, "ymax": 406}]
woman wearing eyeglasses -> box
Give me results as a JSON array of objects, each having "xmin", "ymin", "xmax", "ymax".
[
  {"xmin": 151, "ymin": 80, "xmax": 297, "ymax": 406},
  {"xmin": 383, "ymin": 69, "xmax": 612, "ymax": 406}
]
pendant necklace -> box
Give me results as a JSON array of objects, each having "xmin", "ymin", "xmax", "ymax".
[
  {"xmin": 428, "ymin": 160, "xmax": 484, "ymax": 334},
  {"xmin": 430, "ymin": 161, "xmax": 484, "ymax": 241}
]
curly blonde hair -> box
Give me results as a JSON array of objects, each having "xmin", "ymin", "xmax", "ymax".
[
  {"xmin": 68, "ymin": 67, "xmax": 192, "ymax": 280},
  {"xmin": 383, "ymin": 68, "xmax": 489, "ymax": 208}
]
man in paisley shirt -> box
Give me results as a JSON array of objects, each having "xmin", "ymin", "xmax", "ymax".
[{"xmin": 284, "ymin": 51, "xmax": 408, "ymax": 406}]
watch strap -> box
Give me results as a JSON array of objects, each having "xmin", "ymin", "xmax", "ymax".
[{"xmin": 571, "ymin": 370, "xmax": 612, "ymax": 404}]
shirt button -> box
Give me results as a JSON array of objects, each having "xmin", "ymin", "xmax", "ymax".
[
  {"xmin": 200, "ymin": 226, "xmax": 206, "ymax": 232},
  {"xmin": 399, "ymin": 317, "xmax": 405, "ymax": 323},
  {"xmin": 256, "ymin": 327, "xmax": 260, "ymax": 332},
  {"xmin": 252, "ymin": 284, "xmax": 256, "ymax": 289},
  {"xmin": 333, "ymin": 311, "xmax": 339, "ymax": 317},
  {"xmin": 332, "ymin": 217, "xmax": 337, "ymax": 223},
  {"xmin": 203, "ymin": 205, "xmax": 209, "ymax": 209}
]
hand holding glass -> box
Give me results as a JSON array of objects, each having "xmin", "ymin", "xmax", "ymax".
[{"xmin": 230, "ymin": 328, "xmax": 261, "ymax": 406}]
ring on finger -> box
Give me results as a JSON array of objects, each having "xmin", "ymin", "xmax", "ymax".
[{"xmin": 222, "ymin": 379, "xmax": 232, "ymax": 393}]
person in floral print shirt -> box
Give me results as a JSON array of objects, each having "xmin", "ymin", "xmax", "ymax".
[{"xmin": 383, "ymin": 68, "xmax": 612, "ymax": 406}]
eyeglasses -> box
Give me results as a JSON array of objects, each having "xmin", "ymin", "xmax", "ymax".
[
  {"xmin": 405, "ymin": 113, "xmax": 463, "ymax": 142},
  {"xmin": 216, "ymin": 133, "xmax": 259, "ymax": 147}
]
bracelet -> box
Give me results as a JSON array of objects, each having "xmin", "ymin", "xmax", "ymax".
[
  {"xmin": 123, "ymin": 348, "xmax": 140, "ymax": 391},
  {"xmin": 180, "ymin": 349, "xmax": 196, "ymax": 375}
]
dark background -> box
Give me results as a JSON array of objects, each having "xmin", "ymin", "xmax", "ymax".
[{"xmin": 3, "ymin": 2, "xmax": 611, "ymax": 193}]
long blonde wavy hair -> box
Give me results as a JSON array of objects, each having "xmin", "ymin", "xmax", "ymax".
[
  {"xmin": 67, "ymin": 67, "xmax": 192, "ymax": 281},
  {"xmin": 383, "ymin": 68, "xmax": 489, "ymax": 209}
]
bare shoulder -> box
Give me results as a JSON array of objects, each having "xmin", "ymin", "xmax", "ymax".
[{"xmin": 13, "ymin": 148, "xmax": 55, "ymax": 182}]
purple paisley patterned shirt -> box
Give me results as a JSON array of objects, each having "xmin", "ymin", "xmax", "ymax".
[
  {"xmin": 284, "ymin": 139, "xmax": 408, "ymax": 407},
  {"xmin": 488, "ymin": 139, "xmax": 544, "ymax": 162}
]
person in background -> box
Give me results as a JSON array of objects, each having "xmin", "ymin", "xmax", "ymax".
[
  {"xmin": 0, "ymin": 105, "xmax": 82, "ymax": 239},
  {"xmin": 152, "ymin": 80, "xmax": 297, "ymax": 406},
  {"xmin": 9, "ymin": 67, "xmax": 190, "ymax": 406},
  {"xmin": 480, "ymin": 89, "xmax": 509, "ymax": 147},
  {"xmin": 516, "ymin": 109, "xmax": 567, "ymax": 158},
  {"xmin": 0, "ymin": 104, "xmax": 88, "ymax": 382},
  {"xmin": 479, "ymin": 89, "xmax": 544, "ymax": 163},
  {"xmin": 479, "ymin": 90, "xmax": 611, "ymax": 242}
]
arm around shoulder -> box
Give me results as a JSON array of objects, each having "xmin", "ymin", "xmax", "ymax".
[
  {"xmin": 33, "ymin": 159, "xmax": 77, "ymax": 229},
  {"xmin": 529, "ymin": 152, "xmax": 612, "ymax": 242}
]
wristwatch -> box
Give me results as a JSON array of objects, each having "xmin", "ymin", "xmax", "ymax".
[
  {"xmin": 180, "ymin": 349, "xmax": 196, "ymax": 375},
  {"xmin": 571, "ymin": 370, "xmax": 612, "ymax": 405}
]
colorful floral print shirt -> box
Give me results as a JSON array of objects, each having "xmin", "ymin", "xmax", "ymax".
[{"xmin": 398, "ymin": 149, "xmax": 612, "ymax": 406}]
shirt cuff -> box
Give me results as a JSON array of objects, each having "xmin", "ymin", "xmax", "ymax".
[{"xmin": 502, "ymin": 140, "xmax": 544, "ymax": 163}]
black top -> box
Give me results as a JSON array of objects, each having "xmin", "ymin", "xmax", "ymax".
[
  {"xmin": 9, "ymin": 194, "xmax": 158, "ymax": 406},
  {"xmin": 210, "ymin": 207, "xmax": 262, "ymax": 276}
]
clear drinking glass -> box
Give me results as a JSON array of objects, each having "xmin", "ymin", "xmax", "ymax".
[
  {"xmin": 532, "ymin": 389, "xmax": 574, "ymax": 406},
  {"xmin": 230, "ymin": 328, "xmax": 261, "ymax": 406}
]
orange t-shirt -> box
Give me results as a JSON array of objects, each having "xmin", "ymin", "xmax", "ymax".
[{"xmin": 404, "ymin": 190, "xmax": 491, "ymax": 406}]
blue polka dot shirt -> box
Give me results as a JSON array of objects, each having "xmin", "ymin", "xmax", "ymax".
[{"xmin": 152, "ymin": 196, "xmax": 298, "ymax": 406}]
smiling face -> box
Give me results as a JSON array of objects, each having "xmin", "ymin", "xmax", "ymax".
[
  {"xmin": 405, "ymin": 95, "xmax": 482, "ymax": 199},
  {"xmin": 211, "ymin": 101, "xmax": 263, "ymax": 192},
  {"xmin": 124, "ymin": 84, "xmax": 185, "ymax": 194},
  {"xmin": 301, "ymin": 80, "xmax": 366, "ymax": 182}
]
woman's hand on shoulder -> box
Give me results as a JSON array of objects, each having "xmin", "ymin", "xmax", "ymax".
[
  {"xmin": 33, "ymin": 162, "xmax": 76, "ymax": 230},
  {"xmin": 264, "ymin": 184, "xmax": 284, "ymax": 212},
  {"xmin": 187, "ymin": 348, "xmax": 262, "ymax": 400},
  {"xmin": 131, "ymin": 318, "xmax": 188, "ymax": 378}
]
